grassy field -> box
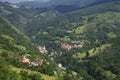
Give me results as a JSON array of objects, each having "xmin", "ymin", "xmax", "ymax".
[
  {"xmin": 73, "ymin": 44, "xmax": 112, "ymax": 59},
  {"xmin": 11, "ymin": 66, "xmax": 56, "ymax": 80}
]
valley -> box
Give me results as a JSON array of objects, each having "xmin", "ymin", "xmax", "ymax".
[{"xmin": 0, "ymin": 0, "xmax": 120, "ymax": 80}]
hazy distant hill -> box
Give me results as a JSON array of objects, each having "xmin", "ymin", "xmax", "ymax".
[
  {"xmin": 18, "ymin": 0, "xmax": 116, "ymax": 13},
  {"xmin": 18, "ymin": 0, "xmax": 116, "ymax": 8}
]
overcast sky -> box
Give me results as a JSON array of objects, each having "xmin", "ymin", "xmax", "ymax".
[
  {"xmin": 0, "ymin": 0, "xmax": 50, "ymax": 3},
  {"xmin": 0, "ymin": 0, "xmax": 96, "ymax": 6},
  {"xmin": 0, "ymin": 0, "xmax": 81, "ymax": 4}
]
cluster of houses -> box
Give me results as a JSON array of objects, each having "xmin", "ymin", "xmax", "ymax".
[
  {"xmin": 58, "ymin": 63, "xmax": 66, "ymax": 70},
  {"xmin": 17, "ymin": 55, "xmax": 43, "ymax": 67},
  {"xmin": 37, "ymin": 45, "xmax": 48, "ymax": 54},
  {"xmin": 48, "ymin": 51, "xmax": 63, "ymax": 60},
  {"xmin": 9, "ymin": 4, "xmax": 20, "ymax": 8},
  {"xmin": 61, "ymin": 43, "xmax": 83, "ymax": 51}
]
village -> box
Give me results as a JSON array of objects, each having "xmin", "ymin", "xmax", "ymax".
[
  {"xmin": 17, "ymin": 54, "xmax": 43, "ymax": 67},
  {"xmin": 60, "ymin": 43, "xmax": 83, "ymax": 51},
  {"xmin": 37, "ymin": 43, "xmax": 83, "ymax": 61},
  {"xmin": 37, "ymin": 42, "xmax": 83, "ymax": 54}
]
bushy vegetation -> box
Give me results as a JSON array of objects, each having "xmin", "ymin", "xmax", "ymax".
[
  {"xmin": 24, "ymin": 1, "xmax": 120, "ymax": 80},
  {"xmin": 0, "ymin": 17, "xmax": 66, "ymax": 79},
  {"xmin": 0, "ymin": 1, "xmax": 120, "ymax": 80}
]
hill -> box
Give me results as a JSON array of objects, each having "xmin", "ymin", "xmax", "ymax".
[
  {"xmin": 0, "ymin": 17, "xmax": 56, "ymax": 80},
  {"xmin": 0, "ymin": 0, "xmax": 120, "ymax": 80},
  {"xmin": 18, "ymin": 0, "xmax": 115, "ymax": 8},
  {"xmin": 0, "ymin": 6, "xmax": 76, "ymax": 80},
  {"xmin": 23, "ymin": 1, "xmax": 120, "ymax": 80},
  {"xmin": 18, "ymin": 0, "xmax": 116, "ymax": 13}
]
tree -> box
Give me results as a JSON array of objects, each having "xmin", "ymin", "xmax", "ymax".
[
  {"xmin": 29, "ymin": 74, "xmax": 43, "ymax": 80},
  {"xmin": 86, "ymin": 51, "xmax": 89, "ymax": 57}
]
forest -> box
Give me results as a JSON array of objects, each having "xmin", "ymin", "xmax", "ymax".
[{"xmin": 0, "ymin": 0, "xmax": 120, "ymax": 80}]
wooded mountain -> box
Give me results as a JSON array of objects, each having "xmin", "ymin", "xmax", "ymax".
[
  {"xmin": 0, "ymin": 2, "xmax": 70, "ymax": 80},
  {"xmin": 0, "ymin": 0, "xmax": 120, "ymax": 80},
  {"xmin": 18, "ymin": 0, "xmax": 116, "ymax": 8},
  {"xmin": 18, "ymin": 0, "xmax": 118, "ymax": 13}
]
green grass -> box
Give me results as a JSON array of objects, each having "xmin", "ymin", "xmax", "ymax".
[
  {"xmin": 3, "ymin": 18, "xmax": 30, "ymax": 41},
  {"xmin": 73, "ymin": 52, "xmax": 86, "ymax": 59},
  {"xmin": 13, "ymin": 45, "xmax": 26, "ymax": 51},
  {"xmin": 0, "ymin": 34, "xmax": 14, "ymax": 41},
  {"xmin": 73, "ymin": 26, "xmax": 87, "ymax": 34},
  {"xmin": 105, "ymin": 71, "xmax": 116, "ymax": 79},
  {"xmin": 73, "ymin": 44, "xmax": 112, "ymax": 59},
  {"xmin": 11, "ymin": 66, "xmax": 57, "ymax": 80}
]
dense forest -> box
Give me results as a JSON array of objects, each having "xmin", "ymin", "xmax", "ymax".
[{"xmin": 0, "ymin": 0, "xmax": 120, "ymax": 80}]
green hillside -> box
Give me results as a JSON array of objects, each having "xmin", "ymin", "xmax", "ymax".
[
  {"xmin": 25, "ymin": 1, "xmax": 120, "ymax": 80},
  {"xmin": 0, "ymin": 1, "xmax": 120, "ymax": 80},
  {"xmin": 51, "ymin": 12, "xmax": 120, "ymax": 80},
  {"xmin": 67, "ymin": 1, "xmax": 120, "ymax": 16},
  {"xmin": 0, "ymin": 17, "xmax": 74, "ymax": 80}
]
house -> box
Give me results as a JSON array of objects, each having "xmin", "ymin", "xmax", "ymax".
[
  {"xmin": 17, "ymin": 55, "xmax": 30, "ymax": 64},
  {"xmin": 61, "ymin": 43, "xmax": 73, "ymax": 51},
  {"xmin": 58, "ymin": 63, "xmax": 62, "ymax": 68},
  {"xmin": 17, "ymin": 55, "xmax": 25, "ymax": 61},
  {"xmin": 37, "ymin": 45, "xmax": 48, "ymax": 54},
  {"xmin": 17, "ymin": 55, "xmax": 43, "ymax": 67},
  {"xmin": 34, "ymin": 59, "xmax": 43, "ymax": 66},
  {"xmin": 29, "ymin": 59, "xmax": 43, "ymax": 67},
  {"xmin": 10, "ymin": 4, "xmax": 19, "ymax": 8}
]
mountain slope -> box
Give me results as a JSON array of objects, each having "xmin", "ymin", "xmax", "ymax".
[
  {"xmin": 23, "ymin": 1, "xmax": 120, "ymax": 80},
  {"xmin": 64, "ymin": 0, "xmax": 120, "ymax": 18},
  {"xmin": 18, "ymin": 0, "xmax": 116, "ymax": 13},
  {"xmin": 18, "ymin": 0, "xmax": 115, "ymax": 8},
  {"xmin": 0, "ymin": 2, "xmax": 81, "ymax": 79},
  {"xmin": 0, "ymin": 17, "xmax": 70, "ymax": 80},
  {"xmin": 0, "ymin": 2, "xmax": 38, "ymax": 30},
  {"xmin": 25, "ymin": 1, "xmax": 120, "ymax": 36},
  {"xmin": 0, "ymin": 1, "xmax": 120, "ymax": 80},
  {"xmin": 18, "ymin": 0, "xmax": 97, "ymax": 8}
]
